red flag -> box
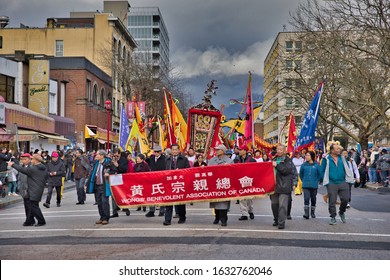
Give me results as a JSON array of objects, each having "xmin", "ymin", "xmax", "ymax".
[
  {"xmin": 287, "ymin": 112, "xmax": 297, "ymax": 154},
  {"xmin": 163, "ymin": 90, "xmax": 174, "ymax": 147},
  {"xmin": 244, "ymin": 72, "xmax": 254, "ymax": 148}
]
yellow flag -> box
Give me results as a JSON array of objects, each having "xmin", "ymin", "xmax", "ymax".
[
  {"xmin": 126, "ymin": 120, "xmax": 151, "ymax": 155},
  {"xmin": 169, "ymin": 92, "xmax": 188, "ymax": 151}
]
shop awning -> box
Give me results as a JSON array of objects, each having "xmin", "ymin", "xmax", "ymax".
[
  {"xmin": 0, "ymin": 128, "xmax": 40, "ymax": 142},
  {"xmin": 85, "ymin": 125, "xmax": 96, "ymax": 139},
  {"xmin": 38, "ymin": 133, "xmax": 70, "ymax": 146}
]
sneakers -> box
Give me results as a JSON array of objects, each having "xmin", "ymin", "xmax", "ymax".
[
  {"xmin": 249, "ymin": 213, "xmax": 255, "ymax": 220},
  {"xmin": 145, "ymin": 211, "xmax": 155, "ymax": 217},
  {"xmin": 339, "ymin": 212, "xmax": 346, "ymax": 223},
  {"xmin": 287, "ymin": 215, "xmax": 292, "ymax": 220},
  {"xmin": 346, "ymin": 203, "xmax": 351, "ymax": 209},
  {"xmin": 95, "ymin": 219, "xmax": 103, "ymax": 224},
  {"xmin": 213, "ymin": 219, "xmax": 220, "ymax": 224},
  {"xmin": 43, "ymin": 203, "xmax": 50, "ymax": 208},
  {"xmin": 329, "ymin": 217, "xmax": 337, "ymax": 225},
  {"xmin": 272, "ymin": 221, "xmax": 278, "ymax": 226},
  {"xmin": 163, "ymin": 221, "xmax": 171, "ymax": 226},
  {"xmin": 101, "ymin": 220, "xmax": 109, "ymax": 225},
  {"xmin": 278, "ymin": 223, "xmax": 285, "ymax": 229},
  {"xmin": 238, "ymin": 216, "xmax": 248, "ymax": 221},
  {"xmin": 56, "ymin": 203, "xmax": 61, "ymax": 207},
  {"xmin": 110, "ymin": 213, "xmax": 119, "ymax": 218}
]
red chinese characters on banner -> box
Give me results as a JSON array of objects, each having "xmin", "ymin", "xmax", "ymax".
[
  {"xmin": 126, "ymin": 101, "xmax": 146, "ymax": 119},
  {"xmin": 110, "ymin": 162, "xmax": 275, "ymax": 207}
]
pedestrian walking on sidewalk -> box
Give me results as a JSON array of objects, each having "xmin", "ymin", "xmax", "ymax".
[
  {"xmin": 321, "ymin": 144, "xmax": 354, "ymax": 225},
  {"xmin": 43, "ymin": 152, "xmax": 66, "ymax": 208},
  {"xmin": 342, "ymin": 149, "xmax": 360, "ymax": 209},
  {"xmin": 299, "ymin": 151, "xmax": 321, "ymax": 219},
  {"xmin": 9, "ymin": 154, "xmax": 48, "ymax": 226}
]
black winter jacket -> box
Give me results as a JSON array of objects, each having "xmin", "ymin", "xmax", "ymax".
[
  {"xmin": 47, "ymin": 159, "xmax": 66, "ymax": 187},
  {"xmin": 12, "ymin": 163, "xmax": 48, "ymax": 201},
  {"xmin": 273, "ymin": 155, "xmax": 298, "ymax": 194}
]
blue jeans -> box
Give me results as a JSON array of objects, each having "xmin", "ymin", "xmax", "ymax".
[
  {"xmin": 368, "ymin": 168, "xmax": 377, "ymax": 183},
  {"xmin": 75, "ymin": 177, "xmax": 86, "ymax": 203},
  {"xmin": 303, "ymin": 188, "xmax": 317, "ymax": 206},
  {"xmin": 380, "ymin": 170, "xmax": 389, "ymax": 186},
  {"xmin": 7, "ymin": 181, "xmax": 17, "ymax": 193},
  {"xmin": 96, "ymin": 184, "xmax": 110, "ymax": 221}
]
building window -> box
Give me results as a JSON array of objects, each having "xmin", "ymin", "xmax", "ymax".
[
  {"xmin": 286, "ymin": 60, "xmax": 293, "ymax": 70},
  {"xmin": 100, "ymin": 88, "xmax": 105, "ymax": 107},
  {"xmin": 49, "ymin": 80, "xmax": 58, "ymax": 115},
  {"xmin": 308, "ymin": 60, "xmax": 316, "ymax": 70},
  {"xmin": 294, "ymin": 60, "xmax": 302, "ymax": 70},
  {"xmin": 285, "ymin": 41, "xmax": 293, "ymax": 52},
  {"xmin": 55, "ymin": 40, "xmax": 64, "ymax": 57},
  {"xmin": 295, "ymin": 41, "xmax": 302, "ymax": 52},
  {"xmin": 86, "ymin": 79, "xmax": 91, "ymax": 100},
  {"xmin": 285, "ymin": 79, "xmax": 293, "ymax": 88},
  {"xmin": 286, "ymin": 97, "xmax": 294, "ymax": 109},
  {"xmin": 0, "ymin": 75, "xmax": 15, "ymax": 103},
  {"xmin": 92, "ymin": 84, "xmax": 98, "ymax": 104}
]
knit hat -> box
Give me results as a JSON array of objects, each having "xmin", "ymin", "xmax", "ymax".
[{"xmin": 51, "ymin": 151, "xmax": 59, "ymax": 158}]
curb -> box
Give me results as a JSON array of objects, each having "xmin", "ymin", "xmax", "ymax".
[{"xmin": 0, "ymin": 183, "xmax": 76, "ymax": 209}]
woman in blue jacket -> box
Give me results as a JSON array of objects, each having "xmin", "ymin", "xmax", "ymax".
[{"xmin": 299, "ymin": 151, "xmax": 322, "ymax": 219}]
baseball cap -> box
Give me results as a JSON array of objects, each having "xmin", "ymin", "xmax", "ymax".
[
  {"xmin": 20, "ymin": 153, "xmax": 32, "ymax": 158},
  {"xmin": 51, "ymin": 151, "xmax": 59, "ymax": 158},
  {"xmin": 215, "ymin": 144, "xmax": 227, "ymax": 153}
]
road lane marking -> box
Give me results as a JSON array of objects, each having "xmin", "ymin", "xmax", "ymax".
[{"xmin": 0, "ymin": 227, "xmax": 389, "ymax": 238}]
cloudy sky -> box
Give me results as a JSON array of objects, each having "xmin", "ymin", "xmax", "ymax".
[{"xmin": 1, "ymin": 0, "xmax": 306, "ymax": 117}]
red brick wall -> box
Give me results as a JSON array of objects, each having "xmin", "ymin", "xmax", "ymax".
[{"xmin": 50, "ymin": 69, "xmax": 113, "ymax": 144}]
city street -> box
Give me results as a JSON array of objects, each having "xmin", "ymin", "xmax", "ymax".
[{"xmin": 0, "ymin": 184, "xmax": 389, "ymax": 260}]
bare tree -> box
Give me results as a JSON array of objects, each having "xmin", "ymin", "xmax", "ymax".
[{"xmin": 288, "ymin": 0, "xmax": 390, "ymax": 149}]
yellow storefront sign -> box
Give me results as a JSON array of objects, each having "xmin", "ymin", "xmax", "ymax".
[{"xmin": 28, "ymin": 59, "xmax": 49, "ymax": 115}]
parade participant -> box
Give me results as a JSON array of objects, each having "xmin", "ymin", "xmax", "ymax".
[
  {"xmin": 292, "ymin": 152, "xmax": 304, "ymax": 195},
  {"xmin": 163, "ymin": 144, "xmax": 190, "ymax": 226},
  {"xmin": 110, "ymin": 150, "xmax": 130, "ymax": 218},
  {"xmin": 187, "ymin": 147, "xmax": 196, "ymax": 167},
  {"xmin": 134, "ymin": 153, "xmax": 150, "ymax": 212},
  {"xmin": 9, "ymin": 154, "xmax": 48, "ymax": 226},
  {"xmin": 253, "ymin": 150, "xmax": 263, "ymax": 162},
  {"xmin": 321, "ymin": 144, "xmax": 354, "ymax": 225},
  {"xmin": 146, "ymin": 146, "xmax": 166, "ymax": 217},
  {"xmin": 271, "ymin": 144, "xmax": 298, "ymax": 229},
  {"xmin": 342, "ymin": 149, "xmax": 360, "ymax": 208},
  {"xmin": 17, "ymin": 153, "xmax": 35, "ymax": 226},
  {"xmin": 299, "ymin": 151, "xmax": 321, "ymax": 219},
  {"xmin": 86, "ymin": 150, "xmax": 117, "ymax": 225},
  {"xmin": 234, "ymin": 144, "xmax": 256, "ymax": 221},
  {"xmin": 74, "ymin": 149, "xmax": 90, "ymax": 205},
  {"xmin": 193, "ymin": 154, "xmax": 207, "ymax": 167},
  {"xmin": 43, "ymin": 151, "xmax": 66, "ymax": 208},
  {"xmin": 208, "ymin": 144, "xmax": 233, "ymax": 226}
]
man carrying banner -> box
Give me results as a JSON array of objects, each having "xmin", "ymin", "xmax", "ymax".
[
  {"xmin": 146, "ymin": 145, "xmax": 167, "ymax": 217},
  {"xmin": 271, "ymin": 144, "xmax": 298, "ymax": 229},
  {"xmin": 86, "ymin": 150, "xmax": 117, "ymax": 225},
  {"xmin": 163, "ymin": 144, "xmax": 190, "ymax": 225},
  {"xmin": 234, "ymin": 144, "xmax": 256, "ymax": 221},
  {"xmin": 208, "ymin": 144, "xmax": 233, "ymax": 226}
]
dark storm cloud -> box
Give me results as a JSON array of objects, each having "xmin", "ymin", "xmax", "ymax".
[{"xmin": 1, "ymin": 0, "xmax": 305, "ymax": 111}]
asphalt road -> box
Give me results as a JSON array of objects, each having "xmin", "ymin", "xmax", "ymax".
[{"xmin": 0, "ymin": 185, "xmax": 389, "ymax": 260}]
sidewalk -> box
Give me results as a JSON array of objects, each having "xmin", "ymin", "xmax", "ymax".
[{"xmin": 0, "ymin": 181, "xmax": 76, "ymax": 209}]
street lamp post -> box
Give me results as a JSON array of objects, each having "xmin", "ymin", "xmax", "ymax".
[{"xmin": 104, "ymin": 100, "xmax": 112, "ymax": 152}]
